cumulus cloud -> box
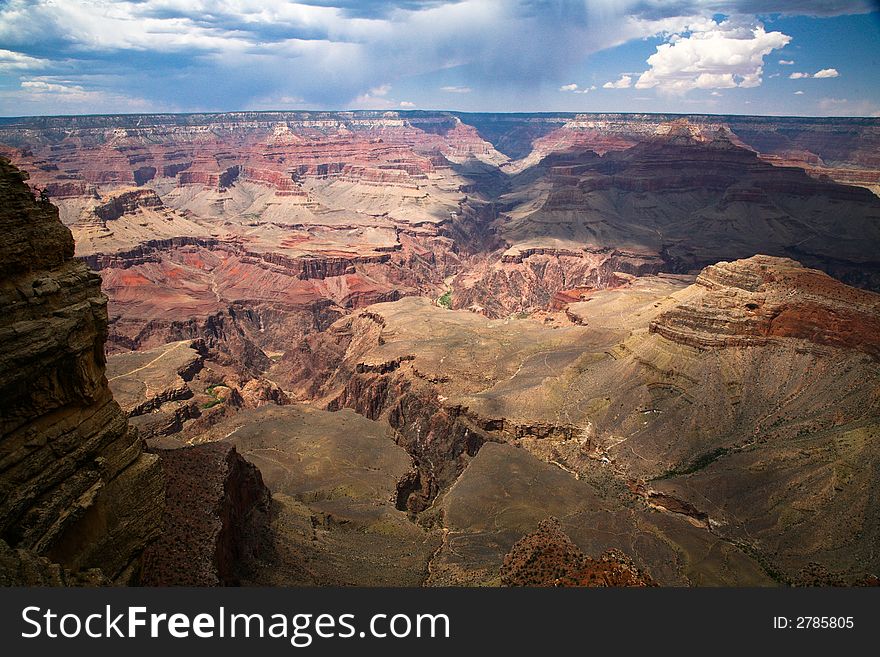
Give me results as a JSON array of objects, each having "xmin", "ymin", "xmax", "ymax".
[
  {"xmin": 790, "ymin": 68, "xmax": 840, "ymax": 79},
  {"xmin": 399, "ymin": 100, "xmax": 416, "ymax": 107},
  {"xmin": 0, "ymin": 0, "xmax": 703, "ymax": 112},
  {"xmin": 559, "ymin": 83, "xmax": 579, "ymax": 91},
  {"xmin": 794, "ymin": 90, "xmax": 804, "ymax": 94},
  {"xmin": 352, "ymin": 84, "xmax": 396, "ymax": 108},
  {"xmin": 369, "ymin": 84, "xmax": 392, "ymax": 96},
  {"xmin": 779, "ymin": 59, "xmax": 795, "ymax": 64},
  {"xmin": 634, "ymin": 19, "xmax": 791, "ymax": 93},
  {"xmin": 603, "ymin": 75, "xmax": 632, "ymax": 89}
]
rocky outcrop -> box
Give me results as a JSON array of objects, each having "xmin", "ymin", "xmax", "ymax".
[
  {"xmin": 43, "ymin": 181, "xmax": 95, "ymax": 199},
  {"xmin": 0, "ymin": 157, "xmax": 164, "ymax": 584},
  {"xmin": 650, "ymin": 255, "xmax": 880, "ymax": 359},
  {"xmin": 106, "ymin": 338, "xmax": 290, "ymax": 441},
  {"xmin": 93, "ymin": 188, "xmax": 164, "ymax": 222},
  {"xmin": 140, "ymin": 443, "xmax": 270, "ymax": 586},
  {"xmin": 106, "ymin": 340, "xmax": 204, "ymax": 417},
  {"xmin": 79, "ymin": 236, "xmax": 224, "ymax": 271},
  {"xmin": 455, "ymin": 246, "xmax": 661, "ymax": 317},
  {"xmin": 500, "ymin": 517, "xmax": 656, "ymax": 587}
]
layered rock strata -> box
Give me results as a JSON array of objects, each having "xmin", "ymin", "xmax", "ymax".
[
  {"xmin": 0, "ymin": 157, "xmax": 164, "ymax": 583},
  {"xmin": 650, "ymin": 255, "xmax": 880, "ymax": 359}
]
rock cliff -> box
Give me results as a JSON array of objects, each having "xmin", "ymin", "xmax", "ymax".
[
  {"xmin": 0, "ymin": 157, "xmax": 164, "ymax": 583},
  {"xmin": 140, "ymin": 443, "xmax": 270, "ymax": 586}
]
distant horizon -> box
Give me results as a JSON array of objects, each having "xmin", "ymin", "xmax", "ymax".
[{"xmin": 2, "ymin": 107, "xmax": 880, "ymax": 122}]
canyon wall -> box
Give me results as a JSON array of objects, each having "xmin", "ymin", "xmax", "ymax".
[{"xmin": 0, "ymin": 157, "xmax": 164, "ymax": 583}]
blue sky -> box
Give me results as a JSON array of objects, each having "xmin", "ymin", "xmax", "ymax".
[{"xmin": 0, "ymin": 1, "xmax": 877, "ymax": 116}]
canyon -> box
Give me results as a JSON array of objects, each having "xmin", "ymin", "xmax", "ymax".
[{"xmin": 0, "ymin": 110, "xmax": 878, "ymax": 586}]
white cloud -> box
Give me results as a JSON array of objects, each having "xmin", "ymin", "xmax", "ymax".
[
  {"xmin": 710, "ymin": 90, "xmax": 722, "ymax": 96},
  {"xmin": 794, "ymin": 90, "xmax": 804, "ymax": 94},
  {"xmin": 7, "ymin": 75, "xmax": 154, "ymax": 113},
  {"xmin": 351, "ymin": 83, "xmax": 395, "ymax": 108},
  {"xmin": 0, "ymin": 49, "xmax": 50, "ymax": 71},
  {"xmin": 575, "ymin": 85, "xmax": 597, "ymax": 94},
  {"xmin": 441, "ymin": 85, "xmax": 471, "ymax": 93},
  {"xmin": 603, "ymin": 75, "xmax": 632, "ymax": 89},
  {"xmin": 790, "ymin": 67, "xmax": 840, "ymax": 79},
  {"xmin": 778, "ymin": 59, "xmax": 795, "ymax": 65},
  {"xmin": 634, "ymin": 19, "xmax": 791, "ymax": 93},
  {"xmin": 399, "ymin": 100, "xmax": 415, "ymax": 107},
  {"xmin": 559, "ymin": 83, "xmax": 578, "ymax": 91}
]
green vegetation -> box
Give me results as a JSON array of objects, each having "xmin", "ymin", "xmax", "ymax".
[
  {"xmin": 650, "ymin": 446, "xmax": 730, "ymax": 481},
  {"xmin": 202, "ymin": 383, "xmax": 228, "ymax": 409},
  {"xmin": 437, "ymin": 290, "xmax": 452, "ymax": 309}
]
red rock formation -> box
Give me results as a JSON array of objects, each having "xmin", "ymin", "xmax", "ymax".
[
  {"xmin": 455, "ymin": 247, "xmax": 660, "ymax": 317},
  {"xmin": 0, "ymin": 113, "xmax": 488, "ymax": 197},
  {"xmin": 500, "ymin": 517, "xmax": 656, "ymax": 587},
  {"xmin": 650, "ymin": 255, "xmax": 880, "ymax": 359}
]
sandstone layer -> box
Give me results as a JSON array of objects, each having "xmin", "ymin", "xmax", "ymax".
[{"xmin": 650, "ymin": 255, "xmax": 880, "ymax": 359}]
